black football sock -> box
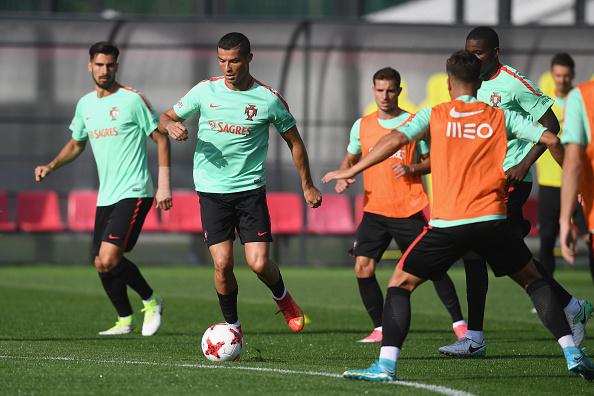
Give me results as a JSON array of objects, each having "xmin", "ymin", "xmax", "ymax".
[
  {"xmin": 526, "ymin": 278, "xmax": 572, "ymax": 339},
  {"xmin": 217, "ymin": 288, "xmax": 239, "ymax": 324},
  {"xmin": 432, "ymin": 275, "xmax": 464, "ymax": 323},
  {"xmin": 98, "ymin": 270, "xmax": 133, "ymax": 317},
  {"xmin": 533, "ymin": 259, "xmax": 572, "ymax": 307},
  {"xmin": 357, "ymin": 275, "xmax": 384, "ymax": 328},
  {"xmin": 115, "ymin": 257, "xmax": 153, "ymax": 301},
  {"xmin": 463, "ymin": 255, "xmax": 489, "ymax": 331},
  {"xmin": 381, "ymin": 287, "xmax": 411, "ymax": 348},
  {"xmin": 268, "ymin": 272, "xmax": 286, "ymax": 299}
]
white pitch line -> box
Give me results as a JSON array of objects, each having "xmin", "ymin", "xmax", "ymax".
[{"xmin": 0, "ymin": 355, "xmax": 474, "ymax": 396}]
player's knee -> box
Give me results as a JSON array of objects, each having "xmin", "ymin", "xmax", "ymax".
[
  {"xmin": 213, "ymin": 255, "xmax": 233, "ymax": 274},
  {"xmin": 388, "ymin": 270, "xmax": 422, "ymax": 292},
  {"xmin": 354, "ymin": 257, "xmax": 375, "ymax": 277},
  {"xmin": 94, "ymin": 254, "xmax": 118, "ymax": 272},
  {"xmin": 511, "ymin": 259, "xmax": 543, "ymax": 288},
  {"xmin": 247, "ymin": 254, "xmax": 268, "ymax": 275}
]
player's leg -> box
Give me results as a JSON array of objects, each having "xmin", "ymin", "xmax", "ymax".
[
  {"xmin": 199, "ymin": 191, "xmax": 241, "ymax": 331},
  {"xmin": 589, "ymin": 234, "xmax": 594, "ymax": 286},
  {"xmin": 237, "ymin": 187, "xmax": 304, "ymax": 332},
  {"xmin": 352, "ymin": 213, "xmax": 392, "ymax": 342},
  {"xmin": 538, "ymin": 185, "xmax": 560, "ymax": 276},
  {"xmin": 391, "ymin": 212, "xmax": 466, "ymax": 339}
]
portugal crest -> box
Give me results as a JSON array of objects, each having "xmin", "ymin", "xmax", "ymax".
[
  {"xmin": 245, "ymin": 104, "xmax": 258, "ymax": 121},
  {"xmin": 490, "ymin": 92, "xmax": 501, "ymax": 108},
  {"xmin": 109, "ymin": 107, "xmax": 119, "ymax": 121}
]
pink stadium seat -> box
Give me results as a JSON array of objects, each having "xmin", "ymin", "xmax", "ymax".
[
  {"xmin": 306, "ymin": 194, "xmax": 355, "ymax": 235},
  {"xmin": 17, "ymin": 191, "xmax": 65, "ymax": 232},
  {"xmin": 523, "ymin": 197, "xmax": 538, "ymax": 236},
  {"xmin": 67, "ymin": 190, "xmax": 98, "ymax": 231},
  {"xmin": 355, "ymin": 194, "xmax": 364, "ymax": 225},
  {"xmin": 142, "ymin": 204, "xmax": 161, "ymax": 232},
  {"xmin": 0, "ymin": 192, "xmax": 16, "ymax": 232},
  {"xmin": 267, "ymin": 192, "xmax": 303, "ymax": 234},
  {"xmin": 160, "ymin": 191, "xmax": 203, "ymax": 232}
]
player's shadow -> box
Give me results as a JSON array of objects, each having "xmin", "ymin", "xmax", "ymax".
[
  {"xmin": 197, "ymin": 139, "xmax": 228, "ymax": 169},
  {"xmin": 247, "ymin": 328, "xmax": 363, "ymax": 336},
  {"xmin": 0, "ymin": 337, "xmax": 142, "ymax": 342},
  {"xmin": 403, "ymin": 353, "xmax": 559, "ymax": 361}
]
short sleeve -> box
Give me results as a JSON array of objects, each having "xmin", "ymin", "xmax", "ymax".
[
  {"xmin": 562, "ymin": 88, "xmax": 588, "ymax": 147},
  {"xmin": 504, "ymin": 109, "xmax": 546, "ymax": 143},
  {"xmin": 268, "ymin": 91, "xmax": 296, "ymax": 133},
  {"xmin": 417, "ymin": 137, "xmax": 430, "ymax": 156},
  {"xmin": 173, "ymin": 82, "xmax": 204, "ymax": 120},
  {"xmin": 398, "ymin": 107, "xmax": 431, "ymax": 141},
  {"xmin": 70, "ymin": 100, "xmax": 87, "ymax": 141},
  {"xmin": 346, "ymin": 119, "xmax": 362, "ymax": 155},
  {"xmin": 134, "ymin": 94, "xmax": 159, "ymax": 136},
  {"xmin": 512, "ymin": 75, "xmax": 554, "ymax": 121}
]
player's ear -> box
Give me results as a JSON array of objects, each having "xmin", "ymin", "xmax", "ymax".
[
  {"xmin": 88, "ymin": 61, "xmax": 92, "ymax": 73},
  {"xmin": 247, "ymin": 53, "xmax": 253, "ymax": 63},
  {"xmin": 494, "ymin": 47, "xmax": 500, "ymax": 58},
  {"xmin": 397, "ymin": 86, "xmax": 403, "ymax": 96},
  {"xmin": 447, "ymin": 77, "xmax": 452, "ymax": 93}
]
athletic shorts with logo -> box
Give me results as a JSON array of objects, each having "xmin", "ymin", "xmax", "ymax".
[
  {"xmin": 398, "ymin": 220, "xmax": 532, "ymax": 281},
  {"xmin": 198, "ymin": 186, "xmax": 273, "ymax": 246},
  {"xmin": 352, "ymin": 211, "xmax": 427, "ymax": 262},
  {"xmin": 92, "ymin": 197, "xmax": 154, "ymax": 256}
]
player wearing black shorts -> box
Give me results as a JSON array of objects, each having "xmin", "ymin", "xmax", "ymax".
[{"xmin": 35, "ymin": 42, "xmax": 172, "ymax": 336}]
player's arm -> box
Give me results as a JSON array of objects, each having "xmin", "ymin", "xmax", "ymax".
[
  {"xmin": 559, "ymin": 143, "xmax": 582, "ymax": 264},
  {"xmin": 34, "ymin": 138, "xmax": 86, "ymax": 182},
  {"xmin": 158, "ymin": 108, "xmax": 188, "ymax": 141},
  {"xmin": 150, "ymin": 130, "xmax": 173, "ymax": 211},
  {"xmin": 281, "ymin": 126, "xmax": 322, "ymax": 208},
  {"xmin": 335, "ymin": 152, "xmax": 361, "ymax": 193}
]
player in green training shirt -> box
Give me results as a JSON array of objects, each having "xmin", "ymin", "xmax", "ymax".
[
  {"xmin": 35, "ymin": 42, "xmax": 171, "ymax": 336},
  {"xmin": 439, "ymin": 26, "xmax": 591, "ymax": 357},
  {"xmin": 158, "ymin": 32, "xmax": 322, "ymax": 334}
]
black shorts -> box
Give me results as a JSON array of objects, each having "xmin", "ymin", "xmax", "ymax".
[
  {"xmin": 198, "ymin": 186, "xmax": 273, "ymax": 247},
  {"xmin": 92, "ymin": 197, "xmax": 153, "ymax": 257},
  {"xmin": 352, "ymin": 211, "xmax": 427, "ymax": 262},
  {"xmin": 398, "ymin": 220, "xmax": 533, "ymax": 281}
]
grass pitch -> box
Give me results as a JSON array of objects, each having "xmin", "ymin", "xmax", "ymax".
[{"xmin": 1, "ymin": 265, "xmax": 593, "ymax": 395}]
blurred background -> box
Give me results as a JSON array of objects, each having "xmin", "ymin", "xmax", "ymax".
[{"xmin": 1, "ymin": 0, "xmax": 593, "ymax": 266}]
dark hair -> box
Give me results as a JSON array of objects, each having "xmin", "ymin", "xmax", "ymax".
[
  {"xmin": 551, "ymin": 52, "xmax": 575, "ymax": 69},
  {"xmin": 89, "ymin": 41, "xmax": 119, "ymax": 60},
  {"xmin": 446, "ymin": 50, "xmax": 482, "ymax": 83},
  {"xmin": 218, "ymin": 32, "xmax": 251, "ymax": 57},
  {"xmin": 466, "ymin": 26, "xmax": 499, "ymax": 49},
  {"xmin": 372, "ymin": 67, "xmax": 401, "ymax": 86}
]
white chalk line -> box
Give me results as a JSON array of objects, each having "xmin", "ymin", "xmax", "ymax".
[{"xmin": 0, "ymin": 354, "xmax": 474, "ymax": 396}]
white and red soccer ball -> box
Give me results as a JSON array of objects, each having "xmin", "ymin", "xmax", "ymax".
[{"xmin": 201, "ymin": 323, "xmax": 243, "ymax": 362}]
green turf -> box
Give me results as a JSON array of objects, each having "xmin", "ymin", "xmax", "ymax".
[{"xmin": 1, "ymin": 265, "xmax": 593, "ymax": 395}]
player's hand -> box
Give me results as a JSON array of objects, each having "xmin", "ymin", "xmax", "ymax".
[
  {"xmin": 560, "ymin": 220, "xmax": 578, "ymax": 265},
  {"xmin": 166, "ymin": 122, "xmax": 188, "ymax": 141},
  {"xmin": 303, "ymin": 184, "xmax": 322, "ymax": 208},
  {"xmin": 34, "ymin": 165, "xmax": 52, "ymax": 182},
  {"xmin": 321, "ymin": 169, "xmax": 356, "ymax": 184},
  {"xmin": 392, "ymin": 164, "xmax": 412, "ymax": 178},
  {"xmin": 334, "ymin": 178, "xmax": 355, "ymax": 193},
  {"xmin": 505, "ymin": 163, "xmax": 530, "ymax": 187},
  {"xmin": 155, "ymin": 188, "xmax": 172, "ymax": 211}
]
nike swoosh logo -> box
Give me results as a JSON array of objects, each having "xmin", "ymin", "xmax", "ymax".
[
  {"xmin": 449, "ymin": 107, "xmax": 484, "ymax": 118},
  {"xmin": 468, "ymin": 344, "xmax": 485, "ymax": 353},
  {"xmin": 108, "ymin": 234, "xmax": 121, "ymax": 240},
  {"xmin": 257, "ymin": 231, "xmax": 268, "ymax": 237},
  {"xmin": 209, "ymin": 104, "xmax": 222, "ymax": 108}
]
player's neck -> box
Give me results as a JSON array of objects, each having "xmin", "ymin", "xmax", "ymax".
[
  {"xmin": 95, "ymin": 82, "xmax": 118, "ymax": 98},
  {"xmin": 555, "ymin": 87, "xmax": 572, "ymax": 99},
  {"xmin": 451, "ymin": 87, "xmax": 476, "ymax": 100},
  {"xmin": 480, "ymin": 61, "xmax": 501, "ymax": 81},
  {"xmin": 225, "ymin": 75, "xmax": 254, "ymax": 91},
  {"xmin": 377, "ymin": 107, "xmax": 402, "ymax": 120}
]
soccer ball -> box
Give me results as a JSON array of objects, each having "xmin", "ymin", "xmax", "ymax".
[{"xmin": 201, "ymin": 323, "xmax": 243, "ymax": 362}]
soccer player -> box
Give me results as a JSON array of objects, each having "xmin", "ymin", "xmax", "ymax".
[
  {"xmin": 34, "ymin": 42, "xmax": 170, "ymax": 336},
  {"xmin": 335, "ymin": 67, "xmax": 466, "ymax": 343},
  {"xmin": 439, "ymin": 26, "xmax": 592, "ymax": 357},
  {"xmin": 158, "ymin": 32, "xmax": 322, "ymax": 333},
  {"xmin": 560, "ymin": 79, "xmax": 594, "ymax": 283},
  {"xmin": 536, "ymin": 53, "xmax": 588, "ymax": 275},
  {"xmin": 323, "ymin": 50, "xmax": 594, "ymax": 382}
]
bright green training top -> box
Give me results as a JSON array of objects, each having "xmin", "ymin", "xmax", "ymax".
[
  {"xmin": 70, "ymin": 84, "xmax": 158, "ymax": 206},
  {"xmin": 398, "ymin": 95, "xmax": 546, "ymax": 228},
  {"xmin": 173, "ymin": 76, "xmax": 297, "ymax": 193},
  {"xmin": 477, "ymin": 64, "xmax": 554, "ymax": 181},
  {"xmin": 347, "ymin": 111, "xmax": 429, "ymax": 158},
  {"xmin": 562, "ymin": 88, "xmax": 592, "ymax": 146}
]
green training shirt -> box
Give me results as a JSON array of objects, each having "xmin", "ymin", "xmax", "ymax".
[
  {"xmin": 173, "ymin": 76, "xmax": 297, "ymax": 193},
  {"xmin": 70, "ymin": 84, "xmax": 158, "ymax": 206},
  {"xmin": 398, "ymin": 95, "xmax": 546, "ymax": 228},
  {"xmin": 562, "ymin": 88, "xmax": 592, "ymax": 147},
  {"xmin": 477, "ymin": 64, "xmax": 554, "ymax": 181},
  {"xmin": 347, "ymin": 111, "xmax": 429, "ymax": 158}
]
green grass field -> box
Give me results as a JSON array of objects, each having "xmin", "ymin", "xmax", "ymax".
[{"xmin": 1, "ymin": 265, "xmax": 593, "ymax": 395}]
